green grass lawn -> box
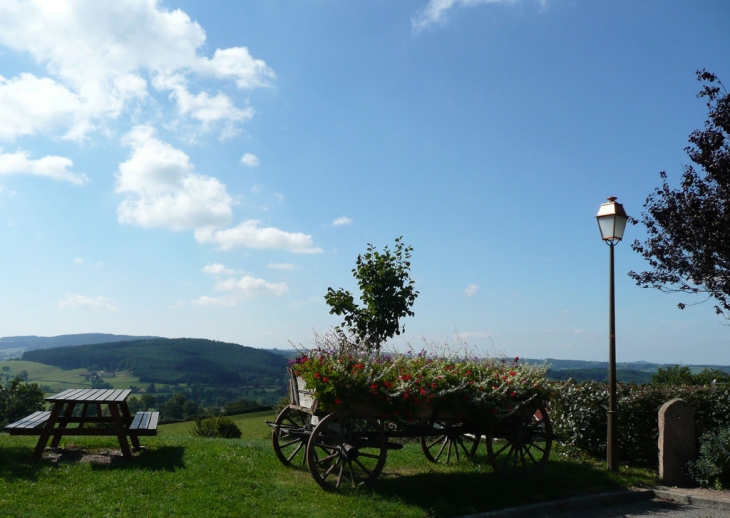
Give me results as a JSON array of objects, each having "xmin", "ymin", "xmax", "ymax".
[{"xmin": 0, "ymin": 410, "xmax": 656, "ymax": 518}]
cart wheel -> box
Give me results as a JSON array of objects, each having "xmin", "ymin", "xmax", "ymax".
[
  {"xmin": 420, "ymin": 423, "xmax": 480, "ymax": 463},
  {"xmin": 306, "ymin": 412, "xmax": 387, "ymax": 490},
  {"xmin": 272, "ymin": 406, "xmax": 311, "ymax": 467},
  {"xmin": 487, "ymin": 403, "xmax": 552, "ymax": 473}
]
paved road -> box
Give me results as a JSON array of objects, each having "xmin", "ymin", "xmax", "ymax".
[{"xmin": 522, "ymin": 498, "xmax": 730, "ymax": 518}]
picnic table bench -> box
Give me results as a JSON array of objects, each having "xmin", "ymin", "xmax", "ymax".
[{"xmin": 3, "ymin": 388, "xmax": 159, "ymax": 462}]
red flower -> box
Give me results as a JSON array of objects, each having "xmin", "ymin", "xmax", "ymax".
[
  {"xmin": 314, "ymin": 372, "xmax": 320, "ymax": 379},
  {"xmin": 510, "ymin": 391, "xmax": 516, "ymax": 398},
  {"xmin": 335, "ymin": 398, "xmax": 342, "ymax": 404},
  {"xmin": 509, "ymin": 371, "xmax": 516, "ymax": 377},
  {"xmin": 322, "ymin": 377, "xmax": 329, "ymax": 383},
  {"xmin": 370, "ymin": 383, "xmax": 378, "ymax": 390},
  {"xmin": 514, "ymin": 356, "xmax": 519, "ymax": 363}
]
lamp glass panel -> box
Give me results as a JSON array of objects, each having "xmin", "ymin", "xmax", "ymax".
[
  {"xmin": 613, "ymin": 215, "xmax": 628, "ymax": 240},
  {"xmin": 597, "ymin": 216, "xmax": 616, "ymax": 240}
]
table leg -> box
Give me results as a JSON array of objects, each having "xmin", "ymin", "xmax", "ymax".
[
  {"xmin": 49, "ymin": 402, "xmax": 76, "ymax": 448},
  {"xmin": 32, "ymin": 402, "xmax": 64, "ymax": 462},
  {"xmin": 120, "ymin": 401, "xmax": 141, "ymax": 449},
  {"xmin": 78, "ymin": 403, "xmax": 89, "ymax": 429},
  {"xmin": 109, "ymin": 403, "xmax": 133, "ymax": 459}
]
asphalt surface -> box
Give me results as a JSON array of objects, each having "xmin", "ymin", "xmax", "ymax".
[{"xmin": 461, "ymin": 488, "xmax": 730, "ymax": 518}]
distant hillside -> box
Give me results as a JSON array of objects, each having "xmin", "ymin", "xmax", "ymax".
[
  {"xmin": 21, "ymin": 338, "xmax": 289, "ymax": 387},
  {"xmin": 531, "ymin": 358, "xmax": 730, "ymax": 383},
  {"xmin": 0, "ymin": 333, "xmax": 161, "ymax": 352}
]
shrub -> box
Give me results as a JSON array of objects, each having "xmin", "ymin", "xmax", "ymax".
[
  {"xmin": 190, "ymin": 415, "xmax": 242, "ymax": 439},
  {"xmin": 687, "ymin": 427, "xmax": 730, "ymax": 488}
]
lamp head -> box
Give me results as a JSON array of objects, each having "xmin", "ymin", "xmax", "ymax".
[{"xmin": 596, "ymin": 196, "xmax": 628, "ymax": 244}]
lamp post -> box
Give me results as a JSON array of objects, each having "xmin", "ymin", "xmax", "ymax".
[{"xmin": 596, "ymin": 196, "xmax": 629, "ymax": 472}]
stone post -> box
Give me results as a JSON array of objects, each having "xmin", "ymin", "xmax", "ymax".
[{"xmin": 658, "ymin": 398, "xmax": 696, "ymax": 487}]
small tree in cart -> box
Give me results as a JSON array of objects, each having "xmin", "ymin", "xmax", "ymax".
[{"xmin": 324, "ymin": 236, "xmax": 418, "ymax": 353}]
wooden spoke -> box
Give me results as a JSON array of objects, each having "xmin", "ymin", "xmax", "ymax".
[
  {"xmin": 420, "ymin": 423, "xmax": 480, "ymax": 464},
  {"xmin": 272, "ymin": 406, "xmax": 312, "ymax": 468},
  {"xmin": 306, "ymin": 412, "xmax": 387, "ymax": 490},
  {"xmin": 487, "ymin": 403, "xmax": 552, "ymax": 473}
]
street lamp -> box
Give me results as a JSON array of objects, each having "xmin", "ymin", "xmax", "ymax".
[{"xmin": 596, "ymin": 196, "xmax": 629, "ymax": 472}]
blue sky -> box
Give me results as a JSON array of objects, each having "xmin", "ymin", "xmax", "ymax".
[{"xmin": 0, "ymin": 0, "xmax": 729, "ymax": 364}]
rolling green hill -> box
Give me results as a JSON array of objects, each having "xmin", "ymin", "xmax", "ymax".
[
  {"xmin": 21, "ymin": 338, "xmax": 289, "ymax": 388},
  {"xmin": 0, "ymin": 333, "xmax": 161, "ymax": 358}
]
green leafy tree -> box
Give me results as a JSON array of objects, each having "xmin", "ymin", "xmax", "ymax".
[
  {"xmin": 324, "ymin": 237, "xmax": 418, "ymax": 353},
  {"xmin": 630, "ymin": 71, "xmax": 730, "ymax": 316},
  {"xmin": 126, "ymin": 396, "xmax": 143, "ymax": 414},
  {"xmin": 140, "ymin": 393, "xmax": 156, "ymax": 410},
  {"xmin": 651, "ymin": 365, "xmax": 730, "ymax": 386},
  {"xmin": 651, "ymin": 365, "xmax": 695, "ymax": 386},
  {"xmin": 162, "ymin": 392, "xmax": 186, "ymax": 420},
  {"xmin": 694, "ymin": 368, "xmax": 730, "ymax": 386},
  {"xmin": 0, "ymin": 377, "xmax": 45, "ymax": 427},
  {"xmin": 183, "ymin": 400, "xmax": 200, "ymax": 418}
]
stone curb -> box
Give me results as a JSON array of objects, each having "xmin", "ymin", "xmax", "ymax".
[
  {"xmin": 459, "ymin": 489, "xmax": 655, "ymax": 518},
  {"xmin": 653, "ymin": 486, "xmax": 730, "ymax": 511}
]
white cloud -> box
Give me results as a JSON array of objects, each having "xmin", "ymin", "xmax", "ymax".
[
  {"xmin": 268, "ymin": 262, "xmax": 296, "ymax": 271},
  {"xmin": 58, "ymin": 295, "xmax": 119, "ymax": 311},
  {"xmin": 195, "ymin": 219, "xmax": 323, "ymax": 253},
  {"xmin": 464, "ymin": 284, "xmax": 479, "ymax": 297},
  {"xmin": 153, "ymin": 73, "xmax": 254, "ymax": 129},
  {"xmin": 332, "ymin": 216, "xmax": 353, "ymax": 226},
  {"xmin": 0, "ymin": 150, "xmax": 88, "ymax": 185},
  {"xmin": 0, "ymin": 73, "xmax": 88, "ymax": 141},
  {"xmin": 241, "ymin": 153, "xmax": 260, "ymax": 167},
  {"xmin": 412, "ymin": 0, "xmax": 520, "ymax": 33},
  {"xmin": 115, "ymin": 125, "xmax": 233, "ymax": 231},
  {"xmin": 215, "ymin": 275, "xmax": 289, "ymax": 299},
  {"xmin": 0, "ymin": 0, "xmax": 274, "ymax": 140},
  {"xmin": 74, "ymin": 257, "xmax": 83, "ymax": 265},
  {"xmin": 203, "ymin": 262, "xmax": 237, "ymax": 275}
]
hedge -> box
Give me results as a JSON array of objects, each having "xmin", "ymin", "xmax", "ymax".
[{"xmin": 549, "ymin": 381, "xmax": 730, "ymax": 469}]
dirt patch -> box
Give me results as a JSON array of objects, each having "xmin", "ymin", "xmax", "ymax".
[{"xmin": 42, "ymin": 444, "xmax": 134, "ymax": 465}]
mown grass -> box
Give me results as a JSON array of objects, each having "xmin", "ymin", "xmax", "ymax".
[{"xmin": 0, "ymin": 411, "xmax": 657, "ymax": 518}]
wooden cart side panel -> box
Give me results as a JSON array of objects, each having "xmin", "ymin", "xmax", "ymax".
[{"xmin": 295, "ymin": 376, "xmax": 317, "ymax": 411}]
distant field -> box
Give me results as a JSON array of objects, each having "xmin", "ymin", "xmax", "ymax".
[
  {"xmin": 0, "ymin": 360, "xmax": 143, "ymax": 393},
  {"xmin": 0, "ymin": 348, "xmax": 25, "ymax": 361}
]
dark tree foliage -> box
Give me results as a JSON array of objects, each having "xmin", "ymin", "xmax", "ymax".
[
  {"xmin": 0, "ymin": 377, "xmax": 45, "ymax": 427},
  {"xmin": 630, "ymin": 70, "xmax": 730, "ymax": 316},
  {"xmin": 651, "ymin": 365, "xmax": 730, "ymax": 386},
  {"xmin": 324, "ymin": 237, "xmax": 418, "ymax": 353}
]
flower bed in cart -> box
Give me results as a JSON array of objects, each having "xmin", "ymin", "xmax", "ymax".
[{"xmin": 292, "ymin": 345, "xmax": 550, "ymax": 424}]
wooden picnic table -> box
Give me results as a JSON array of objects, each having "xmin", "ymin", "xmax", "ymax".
[{"xmin": 4, "ymin": 388, "xmax": 159, "ymax": 462}]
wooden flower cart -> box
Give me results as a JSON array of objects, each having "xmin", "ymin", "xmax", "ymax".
[{"xmin": 268, "ymin": 371, "xmax": 552, "ymax": 490}]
